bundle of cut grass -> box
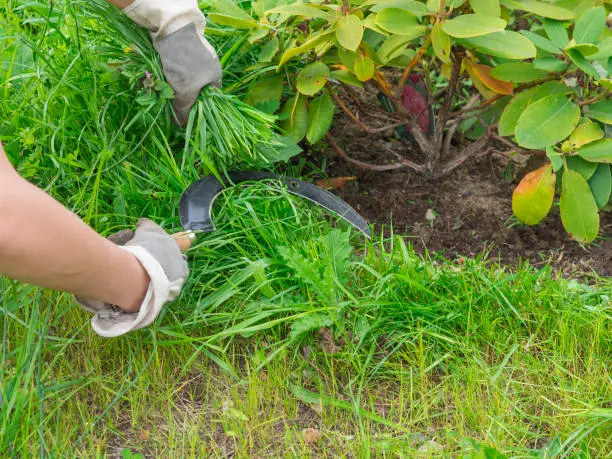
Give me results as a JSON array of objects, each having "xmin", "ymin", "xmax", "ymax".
[
  {"xmin": 84, "ymin": 0, "xmax": 293, "ymax": 170},
  {"xmin": 186, "ymin": 88, "xmax": 283, "ymax": 170}
]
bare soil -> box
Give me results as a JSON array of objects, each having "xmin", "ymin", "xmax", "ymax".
[{"xmin": 308, "ymin": 92, "xmax": 612, "ymax": 278}]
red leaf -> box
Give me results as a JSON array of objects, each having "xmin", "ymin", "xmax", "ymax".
[{"xmin": 402, "ymin": 74, "xmax": 431, "ymax": 134}]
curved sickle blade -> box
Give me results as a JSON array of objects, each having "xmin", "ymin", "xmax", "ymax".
[{"xmin": 179, "ymin": 171, "xmax": 371, "ymax": 238}]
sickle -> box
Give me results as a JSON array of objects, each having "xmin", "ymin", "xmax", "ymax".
[{"xmin": 175, "ymin": 172, "xmax": 371, "ymax": 249}]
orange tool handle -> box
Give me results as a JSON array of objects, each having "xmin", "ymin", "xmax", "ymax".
[{"xmin": 172, "ymin": 232, "xmax": 194, "ymax": 252}]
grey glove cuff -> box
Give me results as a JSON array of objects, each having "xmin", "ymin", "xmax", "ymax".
[
  {"xmin": 75, "ymin": 219, "xmax": 189, "ymax": 338},
  {"xmin": 123, "ymin": 0, "xmax": 206, "ymax": 40}
]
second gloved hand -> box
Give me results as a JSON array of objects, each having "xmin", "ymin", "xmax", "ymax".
[
  {"xmin": 123, "ymin": 0, "xmax": 222, "ymax": 126},
  {"xmin": 76, "ymin": 219, "xmax": 189, "ymax": 337}
]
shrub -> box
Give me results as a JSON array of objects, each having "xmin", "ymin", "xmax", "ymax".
[{"xmin": 203, "ymin": 0, "xmax": 611, "ymax": 242}]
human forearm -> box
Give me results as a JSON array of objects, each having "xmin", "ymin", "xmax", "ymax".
[
  {"xmin": 105, "ymin": 0, "xmax": 133, "ymax": 9},
  {"xmin": 0, "ymin": 148, "xmax": 148, "ymax": 312}
]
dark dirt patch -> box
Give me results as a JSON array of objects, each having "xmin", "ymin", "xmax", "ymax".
[{"xmin": 307, "ymin": 88, "xmax": 612, "ymax": 277}]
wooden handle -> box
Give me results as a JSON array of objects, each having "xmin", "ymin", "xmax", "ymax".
[{"xmin": 172, "ymin": 232, "xmax": 194, "ymax": 252}]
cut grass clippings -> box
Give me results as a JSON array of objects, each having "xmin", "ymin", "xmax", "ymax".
[{"xmin": 1, "ymin": 0, "xmax": 611, "ymax": 457}]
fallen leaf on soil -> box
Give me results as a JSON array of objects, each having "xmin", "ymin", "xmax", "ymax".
[
  {"xmin": 315, "ymin": 176, "xmax": 357, "ymax": 190},
  {"xmin": 318, "ymin": 327, "xmax": 341, "ymax": 354},
  {"xmin": 425, "ymin": 208, "xmax": 436, "ymax": 223},
  {"xmin": 138, "ymin": 430, "xmax": 150, "ymax": 441},
  {"xmin": 302, "ymin": 427, "xmax": 322, "ymax": 444}
]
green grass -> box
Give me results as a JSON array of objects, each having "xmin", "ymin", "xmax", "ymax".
[{"xmin": 1, "ymin": 0, "xmax": 611, "ymax": 457}]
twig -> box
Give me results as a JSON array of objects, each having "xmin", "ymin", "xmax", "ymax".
[
  {"xmin": 380, "ymin": 144, "xmax": 426, "ymax": 172},
  {"xmin": 397, "ymin": 36, "xmax": 432, "ymax": 93},
  {"xmin": 492, "ymin": 135, "xmax": 546, "ymax": 156},
  {"xmin": 442, "ymin": 120, "xmax": 460, "ymax": 158},
  {"xmin": 434, "ymin": 48, "xmax": 464, "ymax": 151},
  {"xmin": 326, "ymin": 132, "xmax": 409, "ymax": 171},
  {"xmin": 437, "ymin": 125, "xmax": 496, "ymax": 177},
  {"xmin": 328, "ymin": 87, "xmax": 408, "ymax": 133},
  {"xmin": 342, "ymin": 83, "xmax": 365, "ymax": 111},
  {"xmin": 578, "ymin": 93, "xmax": 610, "ymax": 107},
  {"xmin": 442, "ymin": 93, "xmax": 479, "ymax": 157}
]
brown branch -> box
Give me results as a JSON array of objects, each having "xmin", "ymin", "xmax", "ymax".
[
  {"xmin": 380, "ymin": 145, "xmax": 426, "ymax": 173},
  {"xmin": 434, "ymin": 48, "xmax": 464, "ymax": 153},
  {"xmin": 492, "ymin": 135, "xmax": 547, "ymax": 157},
  {"xmin": 442, "ymin": 120, "xmax": 460, "ymax": 158},
  {"xmin": 397, "ymin": 36, "xmax": 432, "ymax": 94},
  {"xmin": 437, "ymin": 125, "xmax": 496, "ymax": 177},
  {"xmin": 342, "ymin": 83, "xmax": 365, "ymax": 111},
  {"xmin": 578, "ymin": 92, "xmax": 610, "ymax": 107},
  {"xmin": 326, "ymin": 132, "xmax": 410, "ymax": 171},
  {"xmin": 328, "ymin": 87, "xmax": 408, "ymax": 133}
]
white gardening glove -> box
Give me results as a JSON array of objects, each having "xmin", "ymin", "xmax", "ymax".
[
  {"xmin": 122, "ymin": 0, "xmax": 222, "ymax": 126},
  {"xmin": 76, "ymin": 219, "xmax": 189, "ymax": 338}
]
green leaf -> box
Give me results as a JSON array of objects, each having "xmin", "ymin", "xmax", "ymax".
[
  {"xmin": 573, "ymin": 6, "xmax": 606, "ymax": 45},
  {"xmin": 566, "ymin": 48, "xmax": 600, "ymax": 79},
  {"xmin": 246, "ymin": 75, "xmax": 284, "ymax": 113},
  {"xmin": 567, "ymin": 156, "xmax": 598, "ymax": 180},
  {"xmin": 363, "ymin": 13, "xmax": 389, "ymax": 36},
  {"xmin": 368, "ymin": 0, "xmax": 429, "ymax": 17},
  {"xmin": 458, "ymin": 31, "xmax": 536, "ymax": 59},
  {"xmin": 337, "ymin": 14, "xmax": 364, "ymax": 51},
  {"xmin": 560, "ymin": 169, "xmax": 599, "ymax": 243},
  {"xmin": 520, "ymin": 30, "xmax": 562, "ymax": 54},
  {"xmin": 546, "ymin": 147, "xmax": 563, "ymax": 172},
  {"xmin": 565, "ymin": 40, "xmax": 599, "ymax": 57},
  {"xmin": 375, "ymin": 8, "xmax": 425, "ymax": 36},
  {"xmin": 589, "ymin": 164, "xmax": 612, "ymax": 209},
  {"xmin": 280, "ymin": 96, "xmax": 309, "ymax": 142},
  {"xmin": 502, "ymin": 0, "xmax": 575, "ymax": 20},
  {"xmin": 587, "ymin": 37, "xmax": 612, "ymax": 61},
  {"xmin": 330, "ymin": 69, "xmax": 364, "ymax": 88},
  {"xmin": 266, "ymin": 4, "xmax": 331, "ymax": 20},
  {"xmin": 278, "ymin": 31, "xmax": 335, "ymax": 67},
  {"xmin": 491, "ymin": 62, "xmax": 549, "ymax": 83},
  {"xmin": 248, "ymin": 27, "xmax": 269, "ymax": 43},
  {"xmin": 568, "ymin": 119, "xmax": 604, "ymax": 149},
  {"xmin": 432, "ymin": 21, "xmax": 451, "ymax": 63},
  {"xmin": 257, "ymin": 135, "xmax": 302, "ymax": 164},
  {"xmin": 533, "ymin": 57, "xmax": 567, "ymax": 73},
  {"xmin": 354, "ymin": 55, "xmax": 375, "ymax": 81},
  {"xmin": 515, "ymin": 95, "xmax": 580, "ymax": 149},
  {"xmin": 543, "ymin": 19, "xmax": 569, "ymax": 49},
  {"xmin": 297, "ymin": 62, "xmax": 330, "ymax": 96},
  {"xmin": 258, "ymin": 37, "xmax": 280, "ymax": 62},
  {"xmin": 498, "ymin": 81, "xmax": 568, "ymax": 136},
  {"xmin": 577, "ymin": 139, "xmax": 612, "ymax": 163},
  {"xmin": 289, "ymin": 313, "xmax": 334, "ymax": 340},
  {"xmin": 469, "ymin": 0, "xmax": 500, "ymax": 16},
  {"xmin": 376, "ymin": 34, "xmax": 416, "ymax": 63},
  {"xmin": 307, "ymin": 93, "xmax": 335, "ymax": 144},
  {"xmin": 211, "ymin": 0, "xmax": 254, "ymax": 21},
  {"xmin": 586, "ymin": 100, "xmax": 612, "ymax": 125},
  {"xmin": 208, "ymin": 13, "xmax": 257, "ymax": 29},
  {"xmin": 512, "ymin": 164, "xmax": 556, "ymax": 225},
  {"xmin": 442, "ymin": 14, "xmax": 506, "ymax": 38}
]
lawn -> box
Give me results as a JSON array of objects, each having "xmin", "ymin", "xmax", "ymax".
[{"xmin": 1, "ymin": 1, "xmax": 611, "ymax": 457}]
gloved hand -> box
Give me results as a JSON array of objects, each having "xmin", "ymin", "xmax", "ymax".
[
  {"xmin": 76, "ymin": 219, "xmax": 189, "ymax": 338},
  {"xmin": 122, "ymin": 0, "xmax": 222, "ymax": 126}
]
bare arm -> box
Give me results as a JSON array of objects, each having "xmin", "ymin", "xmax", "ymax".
[
  {"xmin": 0, "ymin": 143, "xmax": 148, "ymax": 312},
  {"xmin": 106, "ymin": 0, "xmax": 133, "ymax": 9}
]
